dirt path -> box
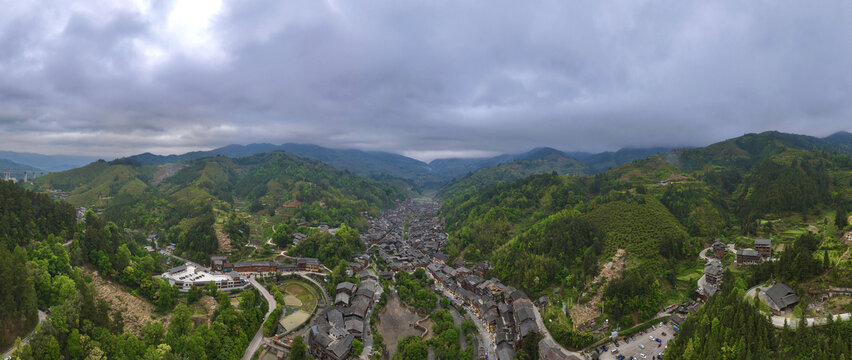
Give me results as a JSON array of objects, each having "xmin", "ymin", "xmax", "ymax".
[
  {"xmin": 86, "ymin": 269, "xmax": 170, "ymax": 335},
  {"xmin": 569, "ymin": 249, "xmax": 626, "ymax": 328}
]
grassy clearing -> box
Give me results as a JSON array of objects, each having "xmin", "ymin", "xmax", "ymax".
[
  {"xmin": 676, "ymin": 260, "xmax": 704, "ymax": 283},
  {"xmin": 281, "ymin": 281, "xmax": 318, "ymax": 313}
]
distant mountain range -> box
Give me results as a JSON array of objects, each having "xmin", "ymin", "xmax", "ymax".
[
  {"xmin": 0, "ymin": 150, "xmax": 101, "ymax": 172},
  {"xmin": 6, "ymin": 131, "xmax": 851, "ymax": 190},
  {"xmin": 119, "ymin": 143, "xmax": 682, "ymax": 189},
  {"xmin": 0, "ymin": 158, "xmax": 39, "ymax": 171}
]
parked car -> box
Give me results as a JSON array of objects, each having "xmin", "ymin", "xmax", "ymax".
[
  {"xmin": 640, "ymin": 354, "xmax": 647, "ymax": 359},
  {"xmin": 615, "ymin": 341, "xmax": 620, "ymax": 347},
  {"xmin": 655, "ymin": 338, "xmax": 662, "ymax": 343},
  {"xmin": 640, "ymin": 344, "xmax": 646, "ymax": 349},
  {"xmin": 611, "ymin": 349, "xmax": 619, "ymax": 354},
  {"xmin": 661, "ymin": 332, "xmax": 667, "ymax": 336},
  {"xmin": 602, "ymin": 345, "xmax": 608, "ymax": 351}
]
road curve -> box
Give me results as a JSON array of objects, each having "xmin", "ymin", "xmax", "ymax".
[
  {"xmin": 242, "ymin": 277, "xmax": 278, "ymax": 360},
  {"xmin": 1, "ymin": 310, "xmax": 47, "ymax": 359}
]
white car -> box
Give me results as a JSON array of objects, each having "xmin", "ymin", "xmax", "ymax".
[
  {"xmin": 649, "ymin": 336, "xmax": 655, "ymax": 340},
  {"xmin": 639, "ymin": 344, "xmax": 645, "ymax": 349},
  {"xmin": 640, "ymin": 354, "xmax": 647, "ymax": 359}
]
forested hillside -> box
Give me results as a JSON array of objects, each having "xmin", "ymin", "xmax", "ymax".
[
  {"xmin": 437, "ymin": 152, "xmax": 589, "ymax": 200},
  {"xmin": 0, "ymin": 181, "xmax": 76, "ymax": 350},
  {"xmin": 32, "ymin": 151, "xmax": 406, "ymax": 262},
  {"xmin": 0, "ymin": 181, "xmax": 266, "ymax": 359},
  {"xmin": 441, "ymin": 131, "xmax": 852, "ymax": 330}
]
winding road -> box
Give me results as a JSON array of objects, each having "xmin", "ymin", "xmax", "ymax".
[{"xmin": 241, "ymin": 277, "xmax": 278, "ymax": 360}]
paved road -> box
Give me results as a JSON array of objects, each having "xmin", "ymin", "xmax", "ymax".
[
  {"xmin": 463, "ymin": 305, "xmax": 496, "ymax": 360},
  {"xmin": 241, "ymin": 277, "xmax": 278, "ymax": 360},
  {"xmin": 533, "ymin": 305, "xmax": 584, "ymax": 358},
  {"xmin": 1, "ymin": 310, "xmax": 47, "ymax": 359}
]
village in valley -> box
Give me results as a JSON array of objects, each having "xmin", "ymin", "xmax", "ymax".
[{"xmin": 147, "ymin": 196, "xmax": 852, "ymax": 360}]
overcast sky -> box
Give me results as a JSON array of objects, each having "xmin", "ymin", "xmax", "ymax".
[{"xmin": 1, "ymin": 0, "xmax": 851, "ymax": 161}]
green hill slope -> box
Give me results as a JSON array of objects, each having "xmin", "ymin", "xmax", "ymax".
[
  {"xmin": 441, "ymin": 131, "xmax": 852, "ymax": 304},
  {"xmin": 437, "ymin": 152, "xmax": 590, "ymax": 200}
]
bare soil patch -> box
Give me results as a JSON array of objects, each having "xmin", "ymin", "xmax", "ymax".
[
  {"xmin": 86, "ymin": 269, "xmax": 169, "ymax": 335},
  {"xmin": 216, "ymin": 229, "xmax": 234, "ymax": 253},
  {"xmin": 152, "ymin": 164, "xmax": 188, "ymax": 185},
  {"xmin": 377, "ymin": 293, "xmax": 434, "ymax": 358},
  {"xmin": 569, "ymin": 249, "xmax": 627, "ymax": 328}
]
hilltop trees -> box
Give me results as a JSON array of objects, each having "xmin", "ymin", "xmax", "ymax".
[{"xmin": 0, "ymin": 180, "xmax": 75, "ymax": 250}]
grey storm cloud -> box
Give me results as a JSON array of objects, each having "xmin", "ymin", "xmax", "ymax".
[{"xmin": 1, "ymin": 0, "xmax": 851, "ymax": 161}]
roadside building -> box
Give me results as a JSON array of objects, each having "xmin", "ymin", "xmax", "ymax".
[
  {"xmin": 704, "ymin": 259, "xmax": 724, "ymax": 285},
  {"xmin": 232, "ymin": 261, "xmax": 279, "ymax": 273},
  {"xmin": 711, "ymin": 240, "xmax": 727, "ymax": 259},
  {"xmin": 161, "ymin": 265, "xmax": 248, "ymax": 292},
  {"xmin": 697, "ymin": 284, "xmax": 718, "ymax": 302},
  {"xmin": 736, "ymin": 248, "xmax": 762, "ymax": 265},
  {"xmin": 764, "ymin": 283, "xmax": 799, "ymax": 314},
  {"xmin": 210, "ymin": 256, "xmax": 231, "ymax": 271},
  {"xmin": 298, "ymin": 258, "xmax": 321, "ymax": 272},
  {"xmin": 755, "ymin": 238, "xmax": 772, "ymax": 258},
  {"xmin": 512, "ymin": 298, "xmax": 539, "ymax": 346}
]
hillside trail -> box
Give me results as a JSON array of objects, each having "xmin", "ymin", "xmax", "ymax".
[{"xmin": 569, "ymin": 248, "xmax": 626, "ymax": 329}]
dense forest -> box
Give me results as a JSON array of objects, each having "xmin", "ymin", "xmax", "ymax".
[
  {"xmin": 0, "ymin": 181, "xmax": 76, "ymax": 349},
  {"xmin": 287, "ymin": 224, "xmax": 363, "ymax": 269},
  {"xmin": 0, "ymin": 180, "xmax": 75, "ymax": 250},
  {"xmin": 2, "ymin": 179, "xmax": 267, "ymax": 359},
  {"xmin": 665, "ymin": 281, "xmax": 778, "ymax": 359}
]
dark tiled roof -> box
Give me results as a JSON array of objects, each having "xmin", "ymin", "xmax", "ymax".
[{"xmin": 766, "ymin": 283, "xmax": 799, "ymax": 309}]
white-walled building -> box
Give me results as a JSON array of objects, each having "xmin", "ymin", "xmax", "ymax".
[{"xmin": 162, "ymin": 265, "xmax": 249, "ymax": 292}]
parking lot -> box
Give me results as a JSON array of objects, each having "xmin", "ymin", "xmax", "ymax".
[{"xmin": 596, "ymin": 323, "xmax": 674, "ymax": 360}]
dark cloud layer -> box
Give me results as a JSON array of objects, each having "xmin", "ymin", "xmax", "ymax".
[{"xmin": 1, "ymin": 0, "xmax": 851, "ymax": 161}]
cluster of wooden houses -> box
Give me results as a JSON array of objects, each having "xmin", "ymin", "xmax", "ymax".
[
  {"xmin": 425, "ymin": 262, "xmax": 540, "ymax": 360},
  {"xmin": 735, "ymin": 238, "xmax": 772, "ymax": 265},
  {"xmin": 308, "ymin": 270, "xmax": 380, "ymax": 360}
]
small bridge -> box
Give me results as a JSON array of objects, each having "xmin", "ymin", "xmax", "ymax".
[{"xmin": 2, "ymin": 170, "xmax": 50, "ymax": 182}]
